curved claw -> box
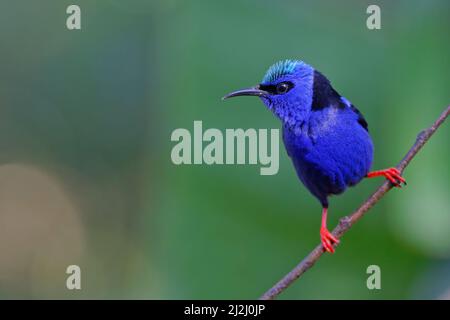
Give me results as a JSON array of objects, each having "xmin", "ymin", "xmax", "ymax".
[
  {"xmin": 367, "ymin": 167, "xmax": 407, "ymax": 188},
  {"xmin": 320, "ymin": 227, "xmax": 339, "ymax": 254}
]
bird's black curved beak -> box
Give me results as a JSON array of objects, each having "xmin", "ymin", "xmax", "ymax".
[{"xmin": 222, "ymin": 86, "xmax": 267, "ymax": 101}]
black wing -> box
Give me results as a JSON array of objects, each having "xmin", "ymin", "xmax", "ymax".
[
  {"xmin": 311, "ymin": 70, "xmax": 368, "ymax": 132},
  {"xmin": 349, "ymin": 103, "xmax": 368, "ymax": 132}
]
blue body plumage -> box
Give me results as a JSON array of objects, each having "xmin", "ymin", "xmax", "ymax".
[{"xmin": 223, "ymin": 59, "xmax": 405, "ymax": 253}]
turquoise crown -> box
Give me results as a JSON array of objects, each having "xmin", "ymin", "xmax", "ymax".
[{"xmin": 262, "ymin": 60, "xmax": 302, "ymax": 84}]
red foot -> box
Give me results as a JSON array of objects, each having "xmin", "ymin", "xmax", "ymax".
[
  {"xmin": 320, "ymin": 227, "xmax": 339, "ymax": 254},
  {"xmin": 367, "ymin": 167, "xmax": 406, "ymax": 188}
]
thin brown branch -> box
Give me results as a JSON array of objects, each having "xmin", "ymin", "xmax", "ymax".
[{"xmin": 260, "ymin": 105, "xmax": 450, "ymax": 300}]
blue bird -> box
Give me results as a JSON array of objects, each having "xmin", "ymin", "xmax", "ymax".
[{"xmin": 223, "ymin": 60, "xmax": 406, "ymax": 253}]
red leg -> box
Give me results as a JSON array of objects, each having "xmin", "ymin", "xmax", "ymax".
[
  {"xmin": 367, "ymin": 167, "xmax": 406, "ymax": 188},
  {"xmin": 320, "ymin": 207, "xmax": 339, "ymax": 254}
]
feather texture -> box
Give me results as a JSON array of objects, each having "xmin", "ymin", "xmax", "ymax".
[{"xmin": 260, "ymin": 60, "xmax": 374, "ymax": 206}]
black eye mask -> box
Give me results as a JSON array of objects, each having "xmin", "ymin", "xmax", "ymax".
[{"xmin": 259, "ymin": 81, "xmax": 294, "ymax": 95}]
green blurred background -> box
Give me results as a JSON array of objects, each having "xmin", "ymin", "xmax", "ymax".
[{"xmin": 0, "ymin": 0, "xmax": 449, "ymax": 299}]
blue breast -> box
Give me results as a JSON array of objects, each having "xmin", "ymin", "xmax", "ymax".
[{"xmin": 283, "ymin": 106, "xmax": 373, "ymax": 207}]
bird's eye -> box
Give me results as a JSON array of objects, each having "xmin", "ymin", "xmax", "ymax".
[{"xmin": 276, "ymin": 82, "xmax": 290, "ymax": 94}]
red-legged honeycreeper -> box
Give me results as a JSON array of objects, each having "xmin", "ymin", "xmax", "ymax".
[{"xmin": 223, "ymin": 60, "xmax": 406, "ymax": 253}]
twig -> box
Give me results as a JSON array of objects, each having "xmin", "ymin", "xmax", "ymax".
[{"xmin": 260, "ymin": 105, "xmax": 450, "ymax": 300}]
